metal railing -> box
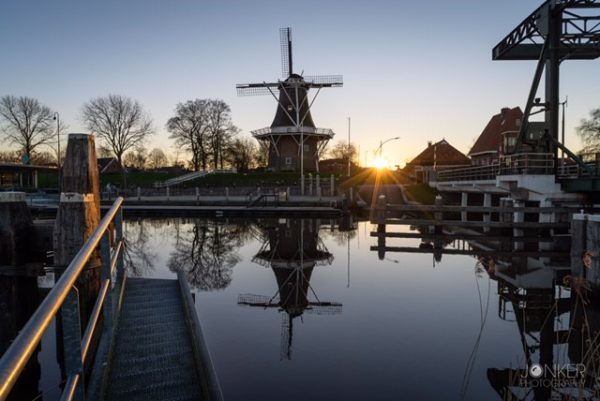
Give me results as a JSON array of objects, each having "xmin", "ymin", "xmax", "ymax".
[
  {"xmin": 153, "ymin": 169, "xmax": 237, "ymax": 188},
  {"xmin": 437, "ymin": 153, "xmax": 555, "ymax": 182},
  {"xmin": 0, "ymin": 197, "xmax": 126, "ymax": 401}
]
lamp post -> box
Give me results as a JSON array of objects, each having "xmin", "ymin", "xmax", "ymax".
[
  {"xmin": 347, "ymin": 117, "xmax": 351, "ymax": 177},
  {"xmin": 375, "ymin": 136, "xmax": 400, "ymax": 160},
  {"xmin": 53, "ymin": 112, "xmax": 60, "ymax": 188},
  {"xmin": 53, "ymin": 112, "xmax": 60, "ymax": 167}
]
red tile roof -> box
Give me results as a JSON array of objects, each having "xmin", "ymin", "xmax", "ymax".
[
  {"xmin": 406, "ymin": 139, "xmax": 470, "ymax": 167},
  {"xmin": 469, "ymin": 107, "xmax": 523, "ymax": 157}
]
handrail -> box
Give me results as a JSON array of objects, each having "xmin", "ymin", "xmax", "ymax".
[{"xmin": 0, "ymin": 197, "xmax": 125, "ymax": 401}]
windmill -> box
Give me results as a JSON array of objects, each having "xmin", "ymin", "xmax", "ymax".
[
  {"xmin": 236, "ymin": 27, "xmax": 343, "ymax": 189},
  {"xmin": 237, "ymin": 219, "xmax": 341, "ymax": 360}
]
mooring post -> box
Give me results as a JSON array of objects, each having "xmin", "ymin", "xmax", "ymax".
[
  {"xmin": 539, "ymin": 198, "xmax": 554, "ymax": 252},
  {"xmin": 53, "ymin": 134, "xmax": 101, "ymax": 393},
  {"xmin": 433, "ymin": 195, "xmax": 443, "ymax": 234},
  {"xmin": 330, "ymin": 174, "xmax": 334, "ymax": 196},
  {"xmin": 0, "ymin": 192, "xmax": 32, "ymax": 266},
  {"xmin": 377, "ymin": 195, "xmax": 386, "ymax": 259},
  {"xmin": 571, "ymin": 212, "xmax": 586, "ymax": 278},
  {"xmin": 512, "ymin": 199, "xmax": 525, "ymax": 251},
  {"xmin": 483, "ymin": 193, "xmax": 492, "ymax": 233},
  {"xmin": 316, "ymin": 175, "xmax": 321, "ymax": 199}
]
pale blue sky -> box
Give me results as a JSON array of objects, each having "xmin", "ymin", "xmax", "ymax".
[{"xmin": 1, "ymin": 0, "xmax": 598, "ymax": 165}]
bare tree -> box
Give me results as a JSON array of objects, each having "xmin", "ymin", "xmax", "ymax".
[
  {"xmin": 206, "ymin": 99, "xmax": 237, "ymax": 169},
  {"xmin": 147, "ymin": 148, "xmax": 167, "ymax": 170},
  {"xmin": 328, "ymin": 140, "xmax": 358, "ymax": 163},
  {"xmin": 82, "ymin": 94, "xmax": 153, "ymax": 166},
  {"xmin": 167, "ymin": 99, "xmax": 210, "ymax": 171},
  {"xmin": 226, "ymin": 136, "xmax": 258, "ymax": 172},
  {"xmin": 577, "ymin": 108, "xmax": 600, "ymax": 154},
  {"xmin": 0, "ymin": 150, "xmax": 20, "ymax": 163},
  {"xmin": 0, "ymin": 96, "xmax": 55, "ymax": 159},
  {"xmin": 123, "ymin": 147, "xmax": 148, "ymax": 170}
]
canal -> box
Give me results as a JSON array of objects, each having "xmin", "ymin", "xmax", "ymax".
[{"xmin": 2, "ymin": 216, "xmax": 596, "ymax": 400}]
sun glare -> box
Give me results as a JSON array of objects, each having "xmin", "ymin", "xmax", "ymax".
[{"xmin": 372, "ymin": 157, "xmax": 389, "ymax": 170}]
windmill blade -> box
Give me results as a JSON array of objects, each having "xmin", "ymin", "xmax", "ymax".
[
  {"xmin": 280, "ymin": 27, "xmax": 292, "ymax": 77},
  {"xmin": 236, "ymin": 83, "xmax": 280, "ymax": 96},
  {"xmin": 304, "ymin": 302, "xmax": 343, "ymax": 315},
  {"xmin": 303, "ymin": 75, "xmax": 344, "ymax": 87},
  {"xmin": 238, "ymin": 293, "xmax": 279, "ymax": 307}
]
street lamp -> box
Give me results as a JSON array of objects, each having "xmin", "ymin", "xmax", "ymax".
[
  {"xmin": 375, "ymin": 136, "xmax": 400, "ymax": 159},
  {"xmin": 53, "ymin": 112, "xmax": 60, "ymax": 168},
  {"xmin": 53, "ymin": 112, "xmax": 60, "ymax": 188},
  {"xmin": 347, "ymin": 117, "xmax": 351, "ymax": 177}
]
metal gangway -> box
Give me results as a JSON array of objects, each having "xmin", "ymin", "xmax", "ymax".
[{"xmin": 0, "ymin": 197, "xmax": 223, "ymax": 401}]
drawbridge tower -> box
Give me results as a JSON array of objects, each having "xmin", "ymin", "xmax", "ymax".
[
  {"xmin": 495, "ymin": 0, "xmax": 600, "ymax": 170},
  {"xmin": 236, "ymin": 28, "xmax": 343, "ymax": 180}
]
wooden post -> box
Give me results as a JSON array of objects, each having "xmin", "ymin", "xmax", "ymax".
[
  {"xmin": 316, "ymin": 175, "xmax": 321, "ymax": 199},
  {"xmin": 166, "ymin": 186, "xmax": 170, "ymax": 200},
  {"xmin": 461, "ymin": 192, "xmax": 468, "ymax": 222},
  {"xmin": 433, "ymin": 195, "xmax": 443, "ymax": 234},
  {"xmin": 330, "ymin": 174, "xmax": 335, "ymax": 196},
  {"xmin": 483, "ymin": 193, "xmax": 492, "ymax": 233},
  {"xmin": 513, "ymin": 200, "xmax": 525, "ymax": 251},
  {"xmin": 225, "ymin": 187, "xmax": 229, "ymax": 203},
  {"xmin": 377, "ymin": 196, "xmax": 387, "ymax": 260},
  {"xmin": 308, "ymin": 174, "xmax": 313, "ymax": 196},
  {"xmin": 53, "ymin": 133, "xmax": 101, "ymax": 332},
  {"xmin": 571, "ymin": 213, "xmax": 586, "ymax": 279},
  {"xmin": 195, "ymin": 187, "xmax": 200, "ymax": 201},
  {"xmin": 0, "ymin": 192, "xmax": 32, "ymax": 266},
  {"xmin": 137, "ymin": 186, "xmax": 141, "ymax": 201}
]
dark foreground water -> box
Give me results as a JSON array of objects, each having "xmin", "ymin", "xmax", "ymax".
[{"xmin": 2, "ymin": 216, "xmax": 598, "ymax": 401}]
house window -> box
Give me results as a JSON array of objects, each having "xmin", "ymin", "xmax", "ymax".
[{"xmin": 285, "ymin": 157, "xmax": 292, "ymax": 165}]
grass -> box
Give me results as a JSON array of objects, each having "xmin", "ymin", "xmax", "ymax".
[{"xmin": 403, "ymin": 183, "xmax": 438, "ymax": 205}]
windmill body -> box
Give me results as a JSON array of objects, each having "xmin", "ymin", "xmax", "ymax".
[{"xmin": 237, "ymin": 28, "xmax": 342, "ymax": 173}]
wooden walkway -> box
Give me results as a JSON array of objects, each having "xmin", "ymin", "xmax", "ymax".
[{"xmin": 103, "ymin": 278, "xmax": 210, "ymax": 401}]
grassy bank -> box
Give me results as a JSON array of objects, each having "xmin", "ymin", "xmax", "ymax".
[{"xmin": 403, "ymin": 184, "xmax": 438, "ymax": 205}]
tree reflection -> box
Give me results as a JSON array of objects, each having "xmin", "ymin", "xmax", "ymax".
[
  {"xmin": 123, "ymin": 219, "xmax": 157, "ymax": 276},
  {"xmin": 168, "ymin": 219, "xmax": 249, "ymax": 290}
]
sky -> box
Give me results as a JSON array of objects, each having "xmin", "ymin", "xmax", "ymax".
[{"xmin": 1, "ymin": 0, "xmax": 598, "ymax": 167}]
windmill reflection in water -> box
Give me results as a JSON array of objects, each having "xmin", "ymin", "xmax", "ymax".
[{"xmin": 238, "ymin": 219, "xmax": 341, "ymax": 360}]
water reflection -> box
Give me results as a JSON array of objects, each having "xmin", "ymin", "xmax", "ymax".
[
  {"xmin": 168, "ymin": 219, "xmax": 250, "ymax": 290},
  {"xmin": 238, "ymin": 219, "xmax": 342, "ymax": 359},
  {"xmin": 110, "ymin": 218, "xmax": 600, "ymax": 399},
  {"xmin": 0, "ymin": 275, "xmax": 48, "ymax": 401}
]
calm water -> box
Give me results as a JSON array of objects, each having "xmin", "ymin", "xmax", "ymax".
[
  {"xmin": 122, "ymin": 217, "xmax": 597, "ymax": 401},
  {"xmin": 2, "ymin": 216, "xmax": 597, "ymax": 401}
]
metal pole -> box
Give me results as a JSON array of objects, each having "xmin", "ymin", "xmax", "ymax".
[
  {"xmin": 560, "ymin": 96, "xmax": 568, "ymax": 167},
  {"xmin": 295, "ymin": 83, "xmax": 304, "ymax": 195},
  {"xmin": 347, "ymin": 117, "xmax": 351, "ymax": 177},
  {"xmin": 54, "ymin": 112, "xmax": 60, "ymax": 187}
]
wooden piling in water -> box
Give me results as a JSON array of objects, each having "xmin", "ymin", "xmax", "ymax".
[
  {"xmin": 53, "ymin": 133, "xmax": 102, "ymax": 327},
  {"xmin": 0, "ymin": 192, "xmax": 32, "ymax": 266}
]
